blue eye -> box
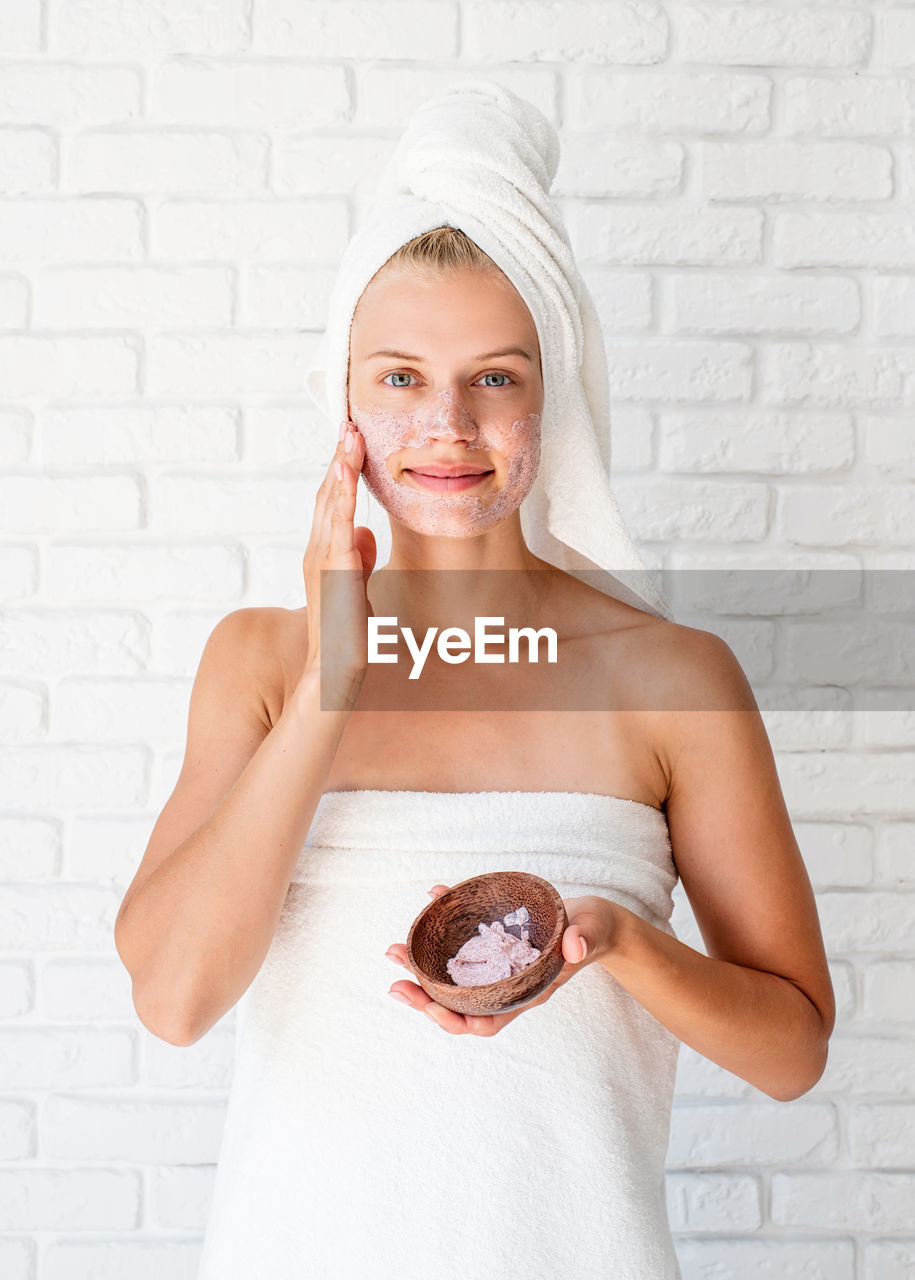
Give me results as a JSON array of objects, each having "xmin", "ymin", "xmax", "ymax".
[{"xmin": 380, "ymin": 370, "xmax": 514, "ymax": 389}]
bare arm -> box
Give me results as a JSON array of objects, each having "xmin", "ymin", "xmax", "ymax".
[
  {"xmin": 599, "ymin": 629, "xmax": 835, "ymax": 1101},
  {"xmin": 115, "ymin": 415, "xmax": 373, "ymax": 1047},
  {"xmin": 114, "ymin": 611, "xmax": 356, "ymax": 1047}
]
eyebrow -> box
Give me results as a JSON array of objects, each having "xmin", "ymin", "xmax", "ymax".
[{"xmin": 365, "ymin": 346, "xmax": 534, "ymax": 363}]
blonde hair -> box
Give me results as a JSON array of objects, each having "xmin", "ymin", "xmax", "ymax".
[{"xmin": 384, "ymin": 224, "xmax": 498, "ymax": 275}]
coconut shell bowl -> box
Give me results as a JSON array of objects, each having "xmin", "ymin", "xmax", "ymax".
[{"xmin": 405, "ymin": 870, "xmax": 569, "ymax": 1017}]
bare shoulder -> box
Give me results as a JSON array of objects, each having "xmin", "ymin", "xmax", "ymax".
[
  {"xmin": 639, "ymin": 620, "xmax": 837, "ymax": 1054},
  {"xmin": 198, "ymin": 605, "xmax": 307, "ymax": 732},
  {"xmin": 631, "ymin": 618, "xmax": 757, "ymax": 714},
  {"xmin": 248, "ymin": 605, "xmax": 310, "ymax": 728},
  {"xmin": 553, "ymin": 572, "xmax": 747, "ymax": 708}
]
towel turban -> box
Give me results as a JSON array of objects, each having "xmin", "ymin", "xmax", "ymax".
[{"xmin": 305, "ymin": 77, "xmax": 673, "ymax": 622}]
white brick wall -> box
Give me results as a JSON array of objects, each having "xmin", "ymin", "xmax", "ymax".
[{"xmin": 0, "ymin": 4, "xmax": 912, "ymax": 1278}]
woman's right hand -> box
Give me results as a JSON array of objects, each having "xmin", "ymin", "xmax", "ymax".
[{"xmin": 302, "ymin": 418, "xmax": 377, "ymax": 703}]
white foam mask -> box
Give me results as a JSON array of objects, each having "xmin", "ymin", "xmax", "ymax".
[{"xmin": 349, "ymin": 387, "xmax": 541, "ymax": 537}]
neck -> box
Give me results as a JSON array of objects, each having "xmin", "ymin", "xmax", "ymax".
[{"xmin": 370, "ymin": 519, "xmax": 557, "ymax": 633}]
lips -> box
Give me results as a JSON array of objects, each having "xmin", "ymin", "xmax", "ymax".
[
  {"xmin": 407, "ymin": 464, "xmax": 492, "ymax": 478},
  {"xmin": 403, "ymin": 468, "xmax": 494, "ymax": 493}
]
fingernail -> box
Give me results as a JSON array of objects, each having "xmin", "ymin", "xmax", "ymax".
[
  {"xmin": 338, "ymin": 419, "xmax": 347, "ymax": 441},
  {"xmin": 344, "ymin": 429, "xmax": 354, "ymax": 453},
  {"xmin": 424, "ymin": 1006, "xmax": 442, "ymax": 1023},
  {"xmin": 389, "ymin": 990, "xmax": 410, "ymax": 1005},
  {"xmin": 335, "ymin": 459, "xmax": 344, "ymax": 481},
  {"xmin": 579, "ymin": 936, "xmax": 588, "ymax": 961}
]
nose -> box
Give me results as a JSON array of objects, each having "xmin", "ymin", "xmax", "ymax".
[{"xmin": 415, "ymin": 388, "xmax": 479, "ymax": 444}]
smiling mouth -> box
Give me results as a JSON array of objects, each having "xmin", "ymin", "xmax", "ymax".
[{"xmin": 403, "ymin": 469, "xmax": 495, "ymax": 493}]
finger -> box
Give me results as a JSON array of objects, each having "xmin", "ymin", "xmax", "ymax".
[
  {"xmin": 564, "ymin": 929, "xmax": 589, "ymax": 964},
  {"xmin": 387, "ymin": 982, "xmax": 468, "ymax": 1034},
  {"xmin": 421, "ymin": 1000, "xmax": 468, "ymax": 1035},
  {"xmin": 327, "ymin": 447, "xmax": 360, "ymax": 562},
  {"xmin": 427, "ymin": 884, "xmax": 451, "ymax": 897},
  {"xmin": 309, "ymin": 423, "xmax": 352, "ymax": 546}
]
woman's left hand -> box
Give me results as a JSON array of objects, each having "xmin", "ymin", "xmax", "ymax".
[{"xmin": 384, "ymin": 886, "xmax": 620, "ymax": 1036}]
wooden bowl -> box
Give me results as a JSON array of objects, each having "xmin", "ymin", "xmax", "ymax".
[{"xmin": 405, "ymin": 871, "xmax": 569, "ymax": 1016}]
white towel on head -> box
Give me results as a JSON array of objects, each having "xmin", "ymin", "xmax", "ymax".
[{"xmin": 305, "ymin": 77, "xmax": 673, "ymax": 621}]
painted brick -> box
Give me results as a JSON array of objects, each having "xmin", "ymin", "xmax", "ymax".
[
  {"xmin": 45, "ymin": 545, "xmax": 244, "ymax": 604},
  {"xmin": 667, "ymin": 1103, "xmax": 838, "ymax": 1167},
  {"xmin": 66, "ymin": 130, "xmax": 268, "ymax": 195},
  {"xmin": 863, "ymin": 1240, "xmax": 915, "ymax": 1279},
  {"xmin": 52, "ymin": 678, "xmax": 192, "ymax": 743},
  {"xmin": 0, "ymin": 1169, "xmax": 139, "ymax": 1231},
  {"xmin": 876, "ymin": 823, "xmax": 915, "ymax": 887},
  {"xmin": 680, "ymin": 6, "xmax": 869, "ymax": 67},
  {"xmin": 0, "ymin": 1240, "xmax": 31, "ymax": 1280},
  {"xmin": 659, "ymin": 409, "xmax": 854, "ymax": 474},
  {"xmin": 0, "ymin": 130, "xmax": 55, "ymax": 194},
  {"xmin": 674, "ymin": 1237, "xmax": 854, "ymax": 1279},
  {"xmin": 774, "ymin": 211, "xmax": 915, "ymax": 269},
  {"xmin": 849, "ymin": 1103, "xmax": 915, "ymax": 1167},
  {"xmin": 153, "ymin": 199, "xmax": 349, "ymax": 262},
  {"xmin": 152, "ymin": 59, "xmax": 348, "ymax": 129},
  {"xmin": 41, "ymin": 405, "xmax": 239, "ymax": 465},
  {"xmin": 33, "ymin": 267, "xmax": 234, "ymax": 330},
  {"xmin": 147, "ymin": 333, "xmax": 312, "ymax": 397},
  {"xmin": 41, "ymin": 1095, "xmax": 226, "ymax": 1162},
  {"xmin": 68, "ymin": 815, "xmax": 159, "ymax": 883},
  {"xmin": 0, "ymin": 1100, "xmax": 35, "ymax": 1159},
  {"xmin": 142, "ymin": 1024, "xmax": 235, "ymax": 1090},
  {"xmin": 152, "ymin": 473, "xmax": 320, "ymax": 534},
  {"xmin": 784, "ymin": 75, "xmax": 914, "ymax": 137},
  {"xmin": 0, "ymin": 1029, "xmax": 134, "ymax": 1089},
  {"xmin": 151, "ymin": 1164, "xmax": 215, "ymax": 1229},
  {"xmin": 861, "ymin": 963, "xmax": 915, "ymax": 1026},
  {"xmin": 0, "ymin": 65, "xmax": 141, "ymax": 125},
  {"xmin": 41, "ymin": 960, "xmax": 135, "ymax": 1021},
  {"xmin": 0, "ymin": 612, "xmax": 149, "ymax": 677},
  {"xmin": 794, "ymin": 822, "xmax": 874, "ymax": 888},
  {"xmin": 0, "ymin": 883, "xmax": 127, "ymax": 949},
  {"xmin": 0, "ymin": 475, "xmax": 140, "ymax": 533},
  {"xmin": 817, "ymin": 891, "xmax": 915, "ymax": 952},
  {"xmin": 568, "ymin": 70, "xmax": 770, "ymax": 134},
  {"xmin": 0, "ymin": 963, "xmax": 33, "ymax": 1017},
  {"xmin": 0, "ymin": 338, "xmax": 138, "ymax": 398},
  {"xmin": 771, "ymin": 1170, "xmax": 915, "ymax": 1231},
  {"xmin": 0, "ymin": 683, "xmax": 44, "ymax": 744},
  {"xmin": 0, "ymin": 407, "xmax": 31, "ymax": 463},
  {"xmin": 702, "ymin": 140, "xmax": 891, "ymax": 201},
  {"xmin": 463, "ymin": 1, "xmax": 666, "ymax": 64},
  {"xmin": 878, "ymin": 10, "xmax": 915, "ymax": 69},
  {"xmin": 254, "ymin": 1, "xmax": 456, "ymax": 58},
  {"xmin": 0, "ymin": 199, "xmax": 143, "ymax": 263},
  {"xmin": 0, "ymin": 3, "xmax": 41, "ymax": 53},
  {"xmin": 48, "ymin": 0, "xmax": 250, "ymax": 57},
  {"xmin": 0, "ymin": 819, "xmax": 59, "ymax": 880},
  {"xmin": 665, "ymin": 1172, "xmax": 761, "ymax": 1231},
  {"xmin": 43, "ymin": 1239, "xmax": 200, "ymax": 1279}
]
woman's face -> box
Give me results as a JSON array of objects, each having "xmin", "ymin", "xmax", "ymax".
[{"xmin": 347, "ymin": 265, "xmax": 543, "ymax": 538}]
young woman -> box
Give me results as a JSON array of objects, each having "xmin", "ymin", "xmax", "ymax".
[{"xmin": 115, "ymin": 89, "xmax": 835, "ymax": 1280}]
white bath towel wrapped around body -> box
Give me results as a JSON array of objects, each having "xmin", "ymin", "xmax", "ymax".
[{"xmin": 196, "ymin": 789, "xmax": 684, "ymax": 1280}]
